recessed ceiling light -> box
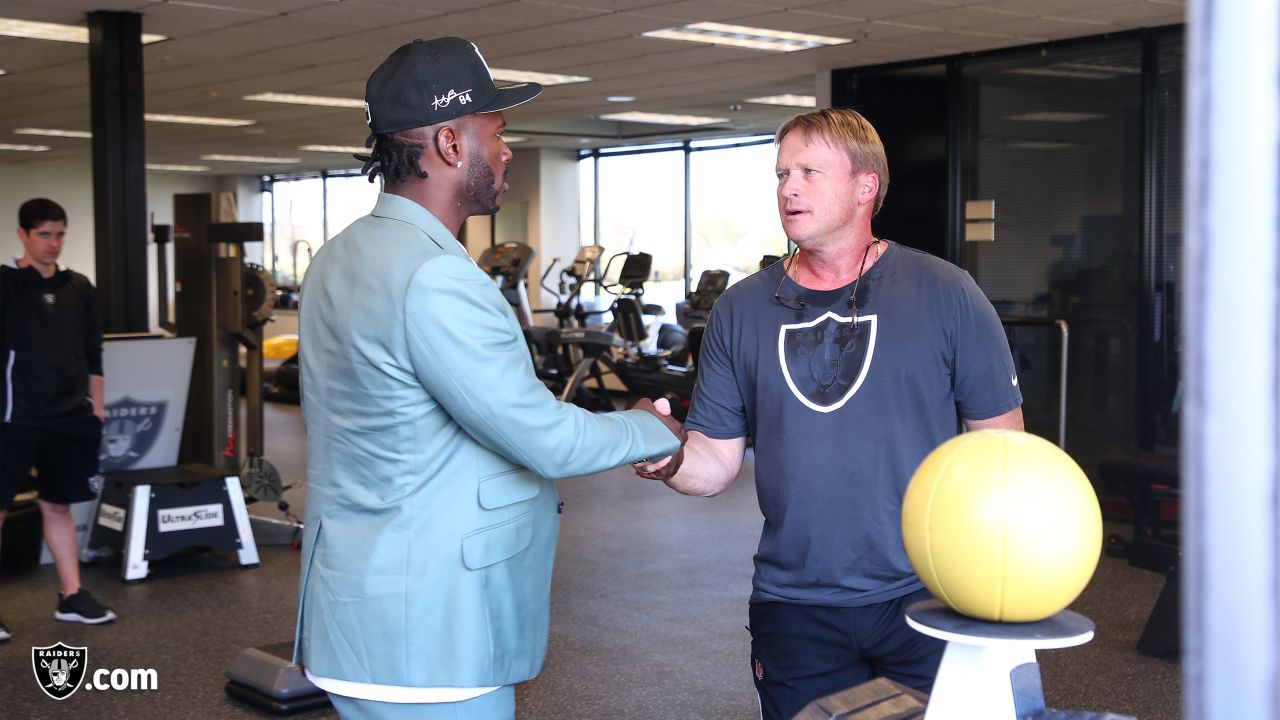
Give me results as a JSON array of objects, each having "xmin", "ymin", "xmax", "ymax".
[
  {"xmin": 0, "ymin": 18, "xmax": 165, "ymax": 44},
  {"xmin": 0, "ymin": 143, "xmax": 50, "ymax": 151},
  {"xmin": 1006, "ymin": 111, "xmax": 1106, "ymax": 123},
  {"xmin": 15, "ymin": 128, "xmax": 91, "ymax": 139},
  {"xmin": 643, "ymin": 22, "xmax": 850, "ymax": 53},
  {"xmin": 298, "ymin": 145, "xmax": 368, "ymax": 154},
  {"xmin": 202, "ymin": 154, "xmax": 302, "ymax": 164},
  {"xmin": 146, "ymin": 113, "xmax": 255, "ymax": 127},
  {"xmin": 0, "ymin": 69, "xmax": 8, "ymax": 76},
  {"xmin": 146, "ymin": 163, "xmax": 211, "ymax": 172},
  {"xmin": 489, "ymin": 69, "xmax": 590, "ymax": 86},
  {"xmin": 744, "ymin": 94, "xmax": 817, "ymax": 108},
  {"xmin": 600, "ymin": 111, "xmax": 727, "ymax": 126},
  {"xmin": 606, "ymin": 96, "xmax": 636, "ymax": 103},
  {"xmin": 244, "ymin": 92, "xmax": 365, "ymax": 109}
]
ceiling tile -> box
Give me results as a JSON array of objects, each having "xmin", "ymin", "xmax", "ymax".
[
  {"xmin": 456, "ymin": 0, "xmax": 605, "ymax": 25},
  {"xmin": 0, "ymin": 42, "xmax": 86, "ymax": 75},
  {"xmin": 343, "ymin": 0, "xmax": 511, "ymax": 11},
  {"xmin": 281, "ymin": 2, "xmax": 439, "ymax": 33},
  {"xmin": 977, "ymin": 15, "xmax": 1114, "ymax": 40},
  {"xmin": 728, "ymin": 10, "xmax": 865, "ymax": 32},
  {"xmin": 981, "ymin": 0, "xmax": 1118, "ymax": 13},
  {"xmin": 547, "ymin": 11, "xmax": 674, "ymax": 35},
  {"xmin": 521, "ymin": 0, "xmax": 710, "ymax": 12},
  {"xmin": 800, "ymin": 0, "xmax": 951, "ymax": 21},
  {"xmin": 630, "ymin": 0, "xmax": 780, "ymax": 23},
  {"xmin": 0, "ymin": 0, "xmax": 151, "ymax": 25},
  {"xmin": 156, "ymin": 0, "xmax": 343, "ymax": 13},
  {"xmin": 1057, "ymin": 2, "xmax": 1185, "ymax": 25},
  {"xmin": 498, "ymin": 40, "xmax": 654, "ymax": 68},
  {"xmin": 895, "ymin": 5, "xmax": 1031, "ymax": 29},
  {"xmin": 472, "ymin": 26, "xmax": 616, "ymax": 57}
]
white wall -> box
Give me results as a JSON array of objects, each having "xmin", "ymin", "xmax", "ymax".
[
  {"xmin": 494, "ymin": 147, "xmax": 582, "ymax": 311},
  {"xmin": 0, "ymin": 163, "xmax": 263, "ymax": 331},
  {"xmin": 538, "ymin": 148, "xmax": 584, "ymax": 295}
]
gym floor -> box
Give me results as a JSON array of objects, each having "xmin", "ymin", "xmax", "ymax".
[{"xmin": 0, "ymin": 404, "xmax": 1181, "ymax": 719}]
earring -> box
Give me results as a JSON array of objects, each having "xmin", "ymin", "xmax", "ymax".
[{"xmin": 456, "ymin": 161, "xmax": 462, "ymax": 168}]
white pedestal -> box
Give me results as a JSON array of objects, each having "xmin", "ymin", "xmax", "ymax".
[{"xmin": 905, "ymin": 600, "xmax": 1094, "ymax": 720}]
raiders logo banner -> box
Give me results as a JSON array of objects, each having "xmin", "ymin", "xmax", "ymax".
[{"xmin": 99, "ymin": 397, "xmax": 167, "ymax": 471}]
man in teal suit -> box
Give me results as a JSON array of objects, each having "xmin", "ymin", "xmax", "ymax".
[{"xmin": 295, "ymin": 37, "xmax": 684, "ymax": 720}]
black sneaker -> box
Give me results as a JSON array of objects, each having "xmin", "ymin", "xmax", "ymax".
[
  {"xmin": 0, "ymin": 615, "xmax": 10, "ymax": 643},
  {"xmin": 55, "ymin": 589, "xmax": 117, "ymax": 625}
]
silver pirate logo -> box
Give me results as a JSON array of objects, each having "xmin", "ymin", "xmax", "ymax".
[
  {"xmin": 778, "ymin": 311, "xmax": 878, "ymax": 413},
  {"xmin": 99, "ymin": 397, "xmax": 167, "ymax": 471},
  {"xmin": 32, "ymin": 642, "xmax": 87, "ymax": 700}
]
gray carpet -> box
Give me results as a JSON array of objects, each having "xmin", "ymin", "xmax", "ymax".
[{"xmin": 0, "ymin": 403, "xmax": 1181, "ymax": 719}]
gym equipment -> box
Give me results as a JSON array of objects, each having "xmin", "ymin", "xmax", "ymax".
[
  {"xmin": 613, "ymin": 268, "xmax": 728, "ymax": 418},
  {"xmin": 477, "ymin": 241, "xmax": 538, "ymax": 327},
  {"xmin": 793, "ymin": 677, "xmax": 926, "ymax": 719},
  {"xmin": 263, "ymin": 335, "xmax": 298, "ymax": 362},
  {"xmin": 528, "ymin": 245, "xmax": 622, "ymax": 411},
  {"xmin": 165, "ymin": 193, "xmax": 286, "ymax": 506},
  {"xmin": 1000, "ymin": 317, "xmax": 1069, "ymax": 448},
  {"xmin": 905, "ymin": 600, "xmax": 1133, "ymax": 720},
  {"xmin": 675, "ymin": 269, "xmax": 728, "ymax": 330},
  {"xmin": 1099, "ymin": 451, "xmax": 1181, "ymax": 656},
  {"xmin": 901, "ymin": 430, "xmax": 1102, "ymax": 623},
  {"xmin": 225, "ymin": 642, "xmax": 329, "ymax": 714},
  {"xmin": 0, "ymin": 493, "xmax": 44, "ymax": 574},
  {"xmin": 86, "ymin": 464, "xmax": 259, "ymax": 581}
]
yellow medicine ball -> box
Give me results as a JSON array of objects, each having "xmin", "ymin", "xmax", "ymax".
[
  {"xmin": 901, "ymin": 429, "xmax": 1102, "ymax": 623},
  {"xmin": 263, "ymin": 334, "xmax": 299, "ymax": 362}
]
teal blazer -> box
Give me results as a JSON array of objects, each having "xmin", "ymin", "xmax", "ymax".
[{"xmin": 294, "ymin": 193, "xmax": 679, "ymax": 688}]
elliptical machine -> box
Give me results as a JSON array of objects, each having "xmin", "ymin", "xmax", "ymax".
[
  {"xmin": 611, "ymin": 268, "xmax": 728, "ymax": 420},
  {"xmin": 478, "ymin": 243, "xmax": 620, "ymax": 411}
]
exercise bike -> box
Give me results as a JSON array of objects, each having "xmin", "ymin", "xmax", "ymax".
[{"xmin": 610, "ymin": 268, "xmax": 728, "ymax": 420}]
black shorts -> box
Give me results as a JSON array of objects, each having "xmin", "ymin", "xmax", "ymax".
[
  {"xmin": 0, "ymin": 416, "xmax": 103, "ymax": 510},
  {"xmin": 747, "ymin": 587, "xmax": 946, "ymax": 720}
]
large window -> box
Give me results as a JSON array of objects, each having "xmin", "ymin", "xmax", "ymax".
[
  {"xmin": 596, "ymin": 147, "xmax": 686, "ymax": 314},
  {"xmin": 325, "ymin": 175, "xmax": 381, "ymax": 240},
  {"xmin": 581, "ymin": 137, "xmax": 789, "ymax": 316},
  {"xmin": 268, "ymin": 177, "xmax": 323, "ymax": 288},
  {"xmin": 689, "ymin": 140, "xmax": 786, "ymax": 284},
  {"xmin": 263, "ymin": 171, "xmax": 381, "ymax": 288}
]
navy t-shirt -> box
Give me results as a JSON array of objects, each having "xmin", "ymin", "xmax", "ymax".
[{"xmin": 686, "ymin": 241, "xmax": 1022, "ymax": 607}]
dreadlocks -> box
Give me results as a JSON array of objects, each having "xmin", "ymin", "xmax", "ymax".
[{"xmin": 356, "ymin": 132, "xmax": 430, "ymax": 184}]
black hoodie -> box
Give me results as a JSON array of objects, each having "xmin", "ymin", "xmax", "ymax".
[{"xmin": 0, "ymin": 258, "xmax": 103, "ymax": 424}]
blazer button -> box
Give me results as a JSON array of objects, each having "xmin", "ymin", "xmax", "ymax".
[{"xmin": 558, "ymin": 501, "xmax": 565, "ymax": 514}]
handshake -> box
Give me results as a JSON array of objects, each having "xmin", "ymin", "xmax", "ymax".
[{"xmin": 630, "ymin": 398, "xmax": 686, "ymax": 482}]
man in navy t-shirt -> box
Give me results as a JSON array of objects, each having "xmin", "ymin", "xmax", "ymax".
[{"xmin": 637, "ymin": 108, "xmax": 1023, "ymax": 720}]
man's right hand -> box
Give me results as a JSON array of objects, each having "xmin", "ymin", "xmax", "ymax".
[{"xmin": 630, "ymin": 398, "xmax": 686, "ymax": 481}]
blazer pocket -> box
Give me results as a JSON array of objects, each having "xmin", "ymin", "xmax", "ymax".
[
  {"xmin": 478, "ymin": 468, "xmax": 542, "ymax": 509},
  {"xmin": 462, "ymin": 511, "xmax": 533, "ymax": 570}
]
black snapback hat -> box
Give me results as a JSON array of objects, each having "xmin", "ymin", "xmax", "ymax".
[{"xmin": 365, "ymin": 37, "xmax": 541, "ymax": 134}]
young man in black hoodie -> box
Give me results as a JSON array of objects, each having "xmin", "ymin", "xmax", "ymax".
[{"xmin": 0, "ymin": 198, "xmax": 116, "ymax": 644}]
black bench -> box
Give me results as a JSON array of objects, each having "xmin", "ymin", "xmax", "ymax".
[{"xmin": 1098, "ymin": 450, "xmax": 1180, "ymax": 657}]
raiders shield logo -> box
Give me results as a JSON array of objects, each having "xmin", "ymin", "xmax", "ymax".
[
  {"xmin": 32, "ymin": 642, "xmax": 87, "ymax": 700},
  {"xmin": 778, "ymin": 311, "xmax": 877, "ymax": 413},
  {"xmin": 99, "ymin": 397, "xmax": 167, "ymax": 471}
]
